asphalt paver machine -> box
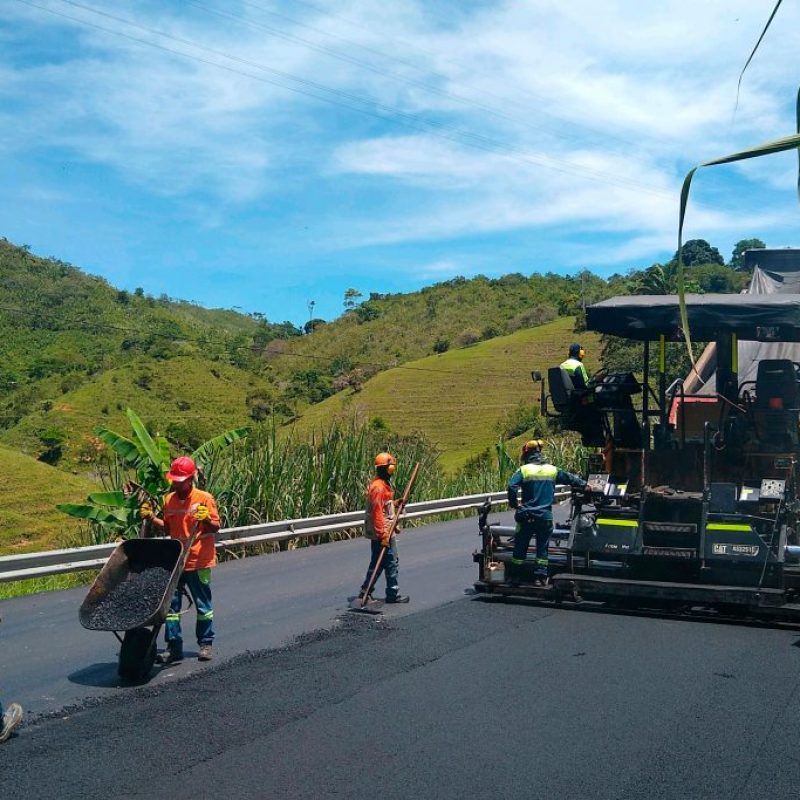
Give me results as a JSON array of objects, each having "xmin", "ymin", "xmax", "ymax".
[{"xmin": 475, "ymin": 291, "xmax": 800, "ymax": 622}]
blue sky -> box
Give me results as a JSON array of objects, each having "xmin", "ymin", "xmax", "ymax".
[{"xmin": 2, "ymin": 1, "xmax": 799, "ymax": 326}]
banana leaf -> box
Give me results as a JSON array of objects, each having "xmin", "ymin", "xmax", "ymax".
[
  {"xmin": 95, "ymin": 427, "xmax": 142, "ymax": 466},
  {"xmin": 56, "ymin": 503, "xmax": 129, "ymax": 525},
  {"xmin": 677, "ymin": 131, "xmax": 800, "ymax": 361},
  {"xmin": 192, "ymin": 426, "xmax": 250, "ymax": 467},
  {"xmin": 126, "ymin": 408, "xmax": 167, "ymax": 472},
  {"xmin": 87, "ymin": 491, "xmax": 128, "ymax": 507}
]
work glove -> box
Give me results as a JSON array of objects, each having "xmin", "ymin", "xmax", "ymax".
[
  {"xmin": 193, "ymin": 504, "xmax": 211, "ymax": 522},
  {"xmin": 139, "ymin": 502, "xmax": 154, "ymax": 520},
  {"xmin": 380, "ymin": 535, "xmax": 391, "ymax": 548}
]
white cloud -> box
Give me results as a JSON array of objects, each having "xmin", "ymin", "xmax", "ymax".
[{"xmin": 4, "ymin": 0, "xmax": 800, "ymax": 286}]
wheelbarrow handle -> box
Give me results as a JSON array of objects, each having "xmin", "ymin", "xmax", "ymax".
[{"xmin": 176, "ymin": 521, "xmax": 203, "ymax": 573}]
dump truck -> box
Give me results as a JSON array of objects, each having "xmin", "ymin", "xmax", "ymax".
[{"xmin": 474, "ymin": 253, "xmax": 800, "ymax": 622}]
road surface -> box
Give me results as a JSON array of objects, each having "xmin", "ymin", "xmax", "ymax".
[{"xmin": 2, "ymin": 506, "xmax": 800, "ymax": 799}]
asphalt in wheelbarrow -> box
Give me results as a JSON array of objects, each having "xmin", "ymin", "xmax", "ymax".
[{"xmin": 83, "ymin": 566, "xmax": 173, "ymax": 631}]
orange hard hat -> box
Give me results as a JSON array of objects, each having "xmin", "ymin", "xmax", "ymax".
[
  {"xmin": 374, "ymin": 452, "xmax": 397, "ymax": 475},
  {"xmin": 166, "ymin": 456, "xmax": 197, "ymax": 483}
]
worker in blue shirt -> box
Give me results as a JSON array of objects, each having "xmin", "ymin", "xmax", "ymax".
[{"xmin": 507, "ymin": 439, "xmax": 586, "ymax": 586}]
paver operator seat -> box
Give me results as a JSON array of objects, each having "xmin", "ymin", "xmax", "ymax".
[{"xmin": 548, "ymin": 366, "xmax": 578, "ymax": 414}]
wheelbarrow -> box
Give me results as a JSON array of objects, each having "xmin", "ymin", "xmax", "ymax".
[{"xmin": 79, "ymin": 530, "xmax": 196, "ymax": 683}]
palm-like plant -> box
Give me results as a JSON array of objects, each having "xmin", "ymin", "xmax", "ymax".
[{"xmin": 57, "ymin": 408, "xmax": 248, "ymax": 541}]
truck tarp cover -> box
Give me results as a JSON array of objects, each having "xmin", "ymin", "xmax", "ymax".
[
  {"xmin": 682, "ymin": 257, "xmax": 800, "ymax": 395},
  {"xmin": 586, "ymin": 292, "xmax": 800, "ymax": 342}
]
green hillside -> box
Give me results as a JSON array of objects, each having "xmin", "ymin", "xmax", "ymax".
[
  {"xmin": 268, "ymin": 272, "xmax": 617, "ymax": 393},
  {"xmin": 0, "ymin": 444, "xmax": 98, "ymax": 554},
  {"xmin": 288, "ymin": 317, "xmax": 601, "ymax": 470},
  {"xmin": 0, "ymin": 356, "xmax": 274, "ymax": 468}
]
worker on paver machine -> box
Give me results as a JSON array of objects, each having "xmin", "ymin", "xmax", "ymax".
[
  {"xmin": 553, "ymin": 344, "xmax": 606, "ymax": 446},
  {"xmin": 560, "ymin": 343, "xmax": 591, "ymax": 392},
  {"xmin": 358, "ymin": 452, "xmax": 410, "ymax": 604},
  {"xmin": 507, "ymin": 440, "xmax": 587, "ymax": 587},
  {"xmin": 140, "ymin": 456, "xmax": 221, "ymax": 663}
]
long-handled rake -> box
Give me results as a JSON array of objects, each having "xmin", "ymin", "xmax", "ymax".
[{"xmin": 349, "ymin": 462, "xmax": 420, "ymax": 614}]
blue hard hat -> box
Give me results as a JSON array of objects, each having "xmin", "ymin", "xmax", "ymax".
[{"xmin": 569, "ymin": 343, "xmax": 583, "ymax": 358}]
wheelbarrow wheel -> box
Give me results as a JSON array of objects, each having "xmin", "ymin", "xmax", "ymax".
[{"xmin": 118, "ymin": 627, "xmax": 157, "ymax": 683}]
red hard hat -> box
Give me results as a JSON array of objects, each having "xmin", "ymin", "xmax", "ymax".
[{"xmin": 166, "ymin": 456, "xmax": 197, "ymax": 483}]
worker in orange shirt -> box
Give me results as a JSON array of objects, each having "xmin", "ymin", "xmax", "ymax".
[
  {"xmin": 358, "ymin": 452, "xmax": 410, "ymax": 604},
  {"xmin": 140, "ymin": 456, "xmax": 221, "ymax": 664}
]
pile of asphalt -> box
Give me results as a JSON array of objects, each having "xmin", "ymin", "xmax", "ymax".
[{"xmin": 84, "ymin": 567, "xmax": 172, "ymax": 630}]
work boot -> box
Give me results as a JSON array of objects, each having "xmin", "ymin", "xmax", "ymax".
[
  {"xmin": 198, "ymin": 644, "xmax": 213, "ymax": 662},
  {"xmin": 385, "ymin": 595, "xmax": 410, "ymax": 604},
  {"xmin": 0, "ymin": 703, "xmax": 23, "ymax": 743},
  {"xmin": 533, "ymin": 575, "xmax": 550, "ymax": 588},
  {"xmin": 156, "ymin": 645, "xmax": 183, "ymax": 665}
]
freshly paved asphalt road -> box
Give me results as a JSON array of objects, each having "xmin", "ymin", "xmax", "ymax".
[{"xmin": 3, "ymin": 506, "xmax": 800, "ymax": 799}]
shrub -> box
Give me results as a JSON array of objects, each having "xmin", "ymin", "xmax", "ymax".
[
  {"xmin": 508, "ymin": 305, "xmax": 557, "ymax": 332},
  {"xmin": 456, "ymin": 329, "xmax": 480, "ymax": 347},
  {"xmin": 495, "ymin": 402, "xmax": 549, "ymax": 440},
  {"xmin": 432, "ymin": 338, "xmax": 449, "ymax": 354},
  {"xmin": 38, "ymin": 426, "xmax": 66, "ymax": 465}
]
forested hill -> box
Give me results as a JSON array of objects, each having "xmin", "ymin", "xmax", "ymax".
[
  {"xmin": 262, "ymin": 247, "xmax": 751, "ymax": 404},
  {"xmin": 0, "ymin": 238, "xmax": 296, "ymax": 463},
  {"xmin": 0, "ymin": 236, "xmax": 754, "ymax": 471}
]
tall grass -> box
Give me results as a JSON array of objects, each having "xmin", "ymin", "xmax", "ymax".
[
  {"xmin": 2, "ymin": 422, "xmax": 588, "ymax": 598},
  {"xmin": 204, "ymin": 421, "xmax": 513, "ymax": 529},
  {"xmin": 203, "ymin": 420, "xmax": 588, "ymax": 529}
]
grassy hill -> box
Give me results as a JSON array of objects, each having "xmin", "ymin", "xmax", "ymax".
[
  {"xmin": 0, "ymin": 355, "xmax": 274, "ymax": 468},
  {"xmin": 288, "ymin": 317, "xmax": 601, "ymax": 471},
  {"xmin": 0, "ymin": 444, "xmax": 98, "ymax": 554},
  {"xmin": 267, "ymin": 272, "xmax": 616, "ymax": 390}
]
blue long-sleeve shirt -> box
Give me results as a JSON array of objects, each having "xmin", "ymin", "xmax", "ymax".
[{"xmin": 507, "ymin": 459, "xmax": 586, "ymax": 520}]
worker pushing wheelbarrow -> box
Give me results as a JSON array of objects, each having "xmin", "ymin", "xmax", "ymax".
[{"xmin": 79, "ymin": 456, "xmax": 221, "ymax": 681}]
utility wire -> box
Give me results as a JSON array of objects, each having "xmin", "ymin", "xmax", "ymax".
[
  {"xmin": 19, "ymin": 0, "xmax": 674, "ymax": 199},
  {"xmin": 187, "ymin": 0, "xmax": 640, "ymax": 153},
  {"xmin": 277, "ymin": 0, "xmax": 641, "ymax": 148}
]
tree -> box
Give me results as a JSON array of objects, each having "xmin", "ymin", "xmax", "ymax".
[
  {"xmin": 671, "ymin": 239, "xmax": 724, "ymax": 267},
  {"xmin": 304, "ymin": 318, "xmax": 326, "ymax": 335},
  {"xmin": 635, "ymin": 263, "xmax": 700, "ymax": 295},
  {"xmin": 343, "ymin": 287, "xmax": 362, "ymax": 311},
  {"xmin": 729, "ymin": 238, "xmax": 766, "ymax": 270}
]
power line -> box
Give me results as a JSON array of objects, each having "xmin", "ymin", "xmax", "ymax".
[
  {"xmin": 19, "ymin": 0, "xmax": 674, "ymax": 199},
  {"xmin": 277, "ymin": 0, "xmax": 643, "ymax": 149},
  {"xmin": 186, "ymin": 0, "xmax": 640, "ymax": 153}
]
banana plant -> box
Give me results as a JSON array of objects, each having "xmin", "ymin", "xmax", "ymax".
[{"xmin": 57, "ymin": 408, "xmax": 249, "ymax": 541}]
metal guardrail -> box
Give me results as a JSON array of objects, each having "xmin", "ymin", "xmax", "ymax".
[{"xmin": 0, "ymin": 487, "xmax": 569, "ymax": 584}]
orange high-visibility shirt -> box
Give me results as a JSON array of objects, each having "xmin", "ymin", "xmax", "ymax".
[
  {"xmin": 364, "ymin": 477, "xmax": 394, "ymax": 540},
  {"xmin": 162, "ymin": 487, "xmax": 220, "ymax": 571}
]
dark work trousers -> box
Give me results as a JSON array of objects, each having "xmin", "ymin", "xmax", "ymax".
[
  {"xmin": 165, "ymin": 568, "xmax": 214, "ymax": 650},
  {"xmin": 511, "ymin": 516, "xmax": 553, "ymax": 577},
  {"xmin": 361, "ymin": 537, "xmax": 400, "ymax": 600}
]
